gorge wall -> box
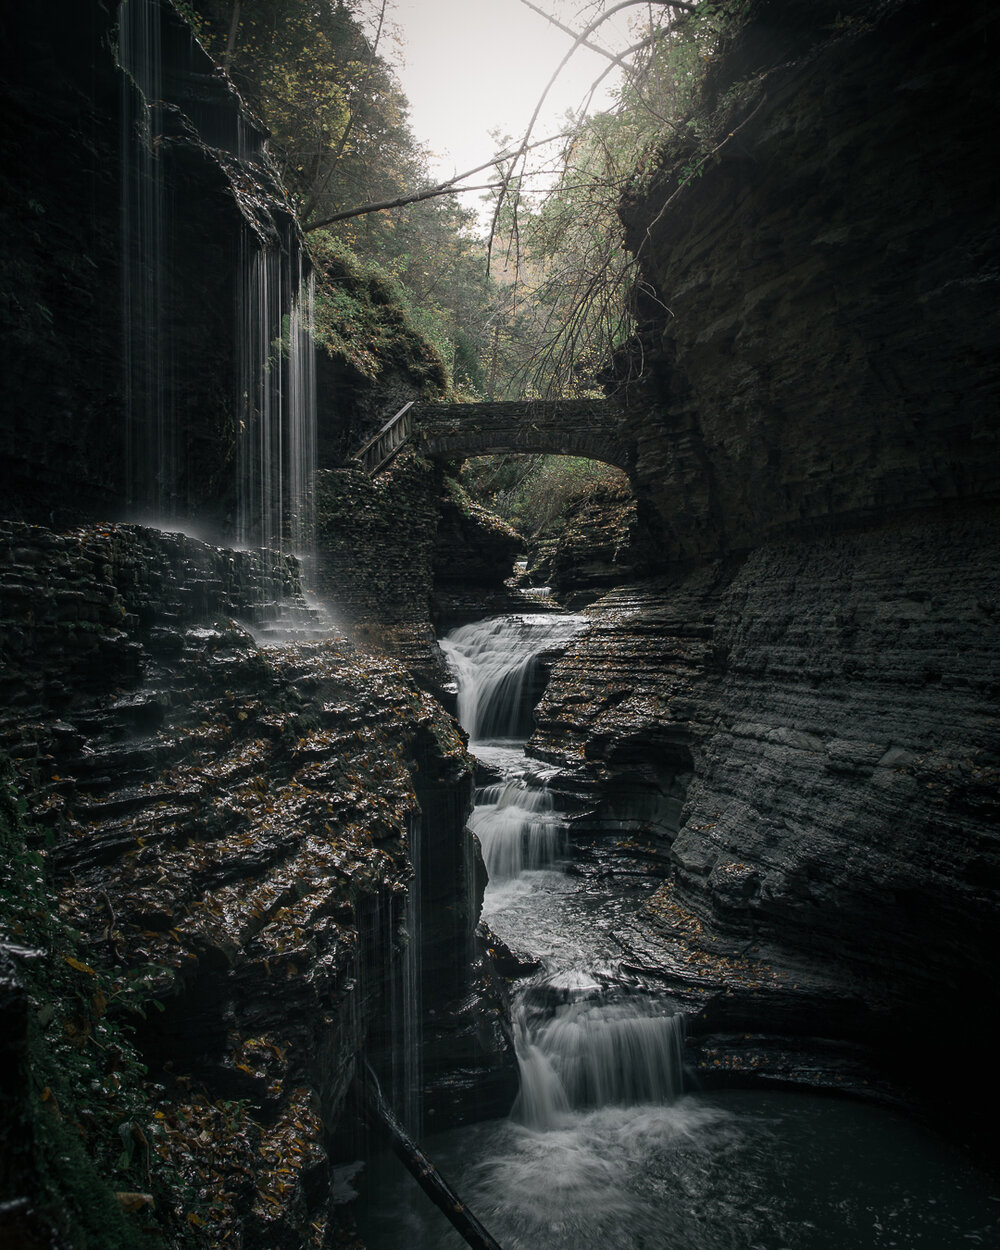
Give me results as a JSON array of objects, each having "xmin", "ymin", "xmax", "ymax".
[
  {"xmin": 0, "ymin": 0, "xmax": 306, "ymax": 531},
  {"xmin": 0, "ymin": 0, "xmax": 443, "ymax": 536},
  {"xmin": 528, "ymin": 0, "xmax": 999, "ymax": 1158},
  {"xmin": 0, "ymin": 520, "xmax": 514, "ymax": 1247},
  {"xmin": 617, "ymin": 0, "xmax": 998, "ymax": 565},
  {"xmin": 0, "ymin": 5, "xmax": 507, "ymax": 1243}
]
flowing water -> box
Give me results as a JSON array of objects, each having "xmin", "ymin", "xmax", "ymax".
[
  {"xmin": 234, "ymin": 243, "xmax": 317, "ymax": 557},
  {"xmin": 119, "ymin": 0, "xmax": 316, "ymax": 557},
  {"xmin": 358, "ymin": 613, "xmax": 999, "ymax": 1249}
]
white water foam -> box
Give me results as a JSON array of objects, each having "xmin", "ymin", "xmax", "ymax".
[
  {"xmin": 439, "ymin": 614, "xmax": 588, "ymax": 743},
  {"xmin": 513, "ymin": 994, "xmax": 686, "ymax": 1130}
]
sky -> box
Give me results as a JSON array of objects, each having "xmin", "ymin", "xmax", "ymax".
[{"xmin": 387, "ymin": 0, "xmax": 634, "ymax": 208}]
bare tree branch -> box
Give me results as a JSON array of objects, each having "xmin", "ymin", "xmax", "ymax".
[
  {"xmin": 519, "ymin": 0, "xmax": 684, "ymax": 77},
  {"xmin": 488, "ymin": 0, "xmax": 696, "ymax": 270},
  {"xmin": 518, "ymin": 0, "xmax": 624, "ymax": 63},
  {"xmin": 637, "ymin": 94, "xmax": 767, "ymax": 259},
  {"xmin": 304, "ymin": 130, "xmax": 574, "ymax": 231}
]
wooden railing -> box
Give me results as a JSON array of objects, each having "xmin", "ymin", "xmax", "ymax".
[{"xmin": 352, "ymin": 401, "xmax": 415, "ymax": 475}]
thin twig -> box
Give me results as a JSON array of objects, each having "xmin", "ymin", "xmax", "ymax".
[
  {"xmin": 489, "ymin": 0, "xmax": 695, "ymax": 270},
  {"xmin": 638, "ymin": 94, "xmax": 767, "ymax": 259}
]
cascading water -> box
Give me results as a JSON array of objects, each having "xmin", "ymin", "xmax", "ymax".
[
  {"xmin": 359, "ymin": 613, "xmax": 1000, "ymax": 1249},
  {"xmin": 235, "ymin": 243, "xmax": 317, "ymax": 560},
  {"xmin": 118, "ymin": 0, "xmax": 317, "ymax": 560},
  {"xmin": 119, "ymin": 0, "xmax": 172, "ymax": 518},
  {"xmin": 440, "ymin": 615, "xmax": 588, "ymax": 742},
  {"xmin": 512, "ymin": 989, "xmax": 686, "ymax": 1131},
  {"xmin": 470, "ymin": 776, "xmax": 564, "ymax": 882},
  {"xmin": 443, "ymin": 614, "xmax": 691, "ymax": 1139}
]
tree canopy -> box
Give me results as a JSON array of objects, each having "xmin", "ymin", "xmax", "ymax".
[{"xmin": 183, "ymin": 0, "xmax": 741, "ymax": 400}]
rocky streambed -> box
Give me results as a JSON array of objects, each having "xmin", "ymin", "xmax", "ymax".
[
  {"xmin": 358, "ymin": 595, "xmax": 1000, "ymax": 1249},
  {"xmin": 527, "ymin": 508, "xmax": 1000, "ymax": 1156}
]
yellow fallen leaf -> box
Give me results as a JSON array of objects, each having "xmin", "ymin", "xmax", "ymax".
[{"xmin": 63, "ymin": 956, "xmax": 96, "ymax": 976}]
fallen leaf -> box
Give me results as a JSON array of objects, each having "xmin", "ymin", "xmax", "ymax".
[{"xmin": 63, "ymin": 955, "xmax": 96, "ymax": 976}]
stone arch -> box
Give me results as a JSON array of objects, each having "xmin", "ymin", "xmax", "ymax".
[{"xmin": 412, "ymin": 400, "xmax": 634, "ymax": 475}]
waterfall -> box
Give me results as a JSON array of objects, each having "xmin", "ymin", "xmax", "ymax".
[
  {"xmin": 469, "ymin": 778, "xmax": 565, "ymax": 881},
  {"xmin": 440, "ymin": 611, "xmax": 688, "ymax": 1138},
  {"xmin": 117, "ymin": 0, "xmax": 317, "ymax": 557},
  {"xmin": 119, "ymin": 0, "xmax": 172, "ymax": 518},
  {"xmin": 287, "ymin": 268, "xmax": 317, "ymax": 559},
  {"xmin": 513, "ymin": 989, "xmax": 686, "ymax": 1130},
  {"xmin": 235, "ymin": 243, "xmax": 317, "ymax": 559},
  {"xmin": 364, "ymin": 617, "xmax": 1000, "ymax": 1248},
  {"xmin": 440, "ymin": 615, "xmax": 588, "ymax": 742}
]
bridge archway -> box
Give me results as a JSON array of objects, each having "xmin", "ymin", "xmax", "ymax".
[{"xmin": 412, "ymin": 400, "xmax": 633, "ymax": 476}]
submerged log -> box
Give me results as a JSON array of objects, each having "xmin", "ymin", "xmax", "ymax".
[{"xmin": 360, "ymin": 1061, "xmax": 503, "ymax": 1250}]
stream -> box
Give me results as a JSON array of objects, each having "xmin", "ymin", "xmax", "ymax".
[{"xmin": 359, "ymin": 614, "xmax": 999, "ymax": 1250}]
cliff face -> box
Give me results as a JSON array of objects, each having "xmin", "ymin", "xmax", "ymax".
[
  {"xmin": 314, "ymin": 453, "xmax": 523, "ymax": 685},
  {"xmin": 0, "ymin": 521, "xmax": 510, "ymax": 1245},
  {"xmin": 0, "ymin": 0, "xmax": 310, "ymax": 531},
  {"xmin": 535, "ymin": 516, "xmax": 999, "ymax": 1077},
  {"xmin": 529, "ymin": 0, "xmax": 1000, "ymax": 1155},
  {"xmin": 618, "ymin": 0, "xmax": 999, "ymax": 564}
]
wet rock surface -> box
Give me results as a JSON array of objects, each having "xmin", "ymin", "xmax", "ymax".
[
  {"xmin": 530, "ymin": 510, "xmax": 1000, "ymax": 1154},
  {"xmin": 314, "ymin": 452, "xmax": 525, "ymax": 687},
  {"xmin": 528, "ymin": 480, "xmax": 645, "ymax": 608},
  {"xmin": 0, "ymin": 521, "xmax": 513, "ymax": 1244}
]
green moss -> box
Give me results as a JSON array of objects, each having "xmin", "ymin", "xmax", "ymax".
[
  {"xmin": 0, "ymin": 758, "xmax": 178, "ymax": 1248},
  {"xmin": 308, "ymin": 233, "xmax": 449, "ymax": 395}
]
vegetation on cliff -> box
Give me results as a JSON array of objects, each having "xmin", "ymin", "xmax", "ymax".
[
  {"xmin": 0, "ymin": 759, "xmax": 174, "ymax": 1248},
  {"xmin": 179, "ymin": 0, "xmax": 749, "ymax": 408},
  {"xmin": 184, "ymin": 0, "xmax": 526, "ymax": 400},
  {"xmin": 486, "ymin": 0, "xmax": 746, "ymax": 396}
]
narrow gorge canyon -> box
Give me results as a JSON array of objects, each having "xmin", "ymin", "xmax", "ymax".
[{"xmin": 1, "ymin": 0, "xmax": 998, "ymax": 1247}]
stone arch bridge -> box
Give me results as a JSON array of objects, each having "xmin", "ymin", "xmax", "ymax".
[{"xmin": 355, "ymin": 399, "xmax": 633, "ymax": 476}]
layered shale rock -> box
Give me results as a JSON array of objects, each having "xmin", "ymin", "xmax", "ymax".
[
  {"xmin": 532, "ymin": 509, "xmax": 1000, "ymax": 1142},
  {"xmin": 522, "ymin": 0, "xmax": 1000, "ymax": 1158},
  {"xmin": 617, "ymin": 0, "xmax": 999, "ymax": 565},
  {"xmin": 0, "ymin": 521, "xmax": 512, "ymax": 1246},
  {"xmin": 537, "ymin": 478, "xmax": 644, "ymax": 607},
  {"xmin": 314, "ymin": 453, "xmax": 523, "ymax": 684}
]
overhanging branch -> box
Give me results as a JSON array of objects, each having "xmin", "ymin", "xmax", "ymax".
[{"xmin": 304, "ymin": 130, "xmax": 573, "ymax": 231}]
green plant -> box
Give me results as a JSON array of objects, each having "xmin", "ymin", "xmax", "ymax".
[
  {"xmin": 461, "ymin": 454, "xmax": 628, "ymax": 541},
  {"xmin": 0, "ymin": 758, "xmax": 178, "ymax": 1248}
]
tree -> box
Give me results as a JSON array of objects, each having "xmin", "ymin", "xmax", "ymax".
[
  {"xmin": 185, "ymin": 1, "xmax": 746, "ymax": 400},
  {"xmin": 483, "ymin": 0, "xmax": 744, "ymax": 395}
]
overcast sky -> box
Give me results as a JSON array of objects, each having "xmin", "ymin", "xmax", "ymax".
[{"xmin": 388, "ymin": 0, "xmax": 633, "ymax": 203}]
